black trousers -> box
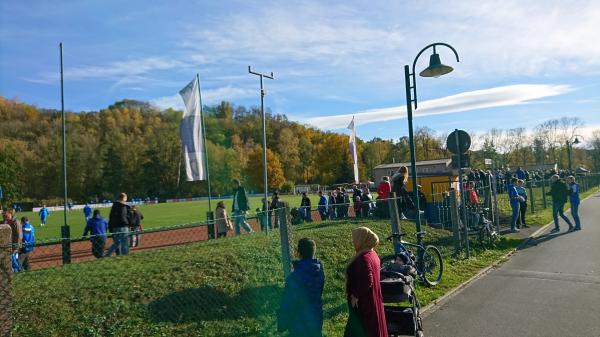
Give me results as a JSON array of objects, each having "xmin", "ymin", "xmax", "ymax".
[{"xmin": 519, "ymin": 201, "xmax": 527, "ymax": 226}]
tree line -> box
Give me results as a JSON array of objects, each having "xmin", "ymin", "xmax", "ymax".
[{"xmin": 0, "ymin": 96, "xmax": 599, "ymax": 205}]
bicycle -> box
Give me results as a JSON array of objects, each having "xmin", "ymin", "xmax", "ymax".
[
  {"xmin": 381, "ymin": 232, "xmax": 443, "ymax": 286},
  {"xmin": 463, "ymin": 207, "xmax": 498, "ymax": 247}
]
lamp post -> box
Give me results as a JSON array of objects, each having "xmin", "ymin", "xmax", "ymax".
[
  {"xmin": 566, "ymin": 135, "xmax": 583, "ymax": 173},
  {"xmin": 404, "ymin": 43, "xmax": 459, "ymax": 248},
  {"xmin": 248, "ymin": 66, "xmax": 274, "ymax": 234}
]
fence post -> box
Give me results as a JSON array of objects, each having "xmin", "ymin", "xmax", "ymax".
[
  {"xmin": 449, "ymin": 191, "xmax": 461, "ymax": 255},
  {"xmin": 206, "ymin": 211, "xmax": 215, "ymax": 240},
  {"xmin": 491, "ymin": 171, "xmax": 500, "ymax": 234},
  {"xmin": 528, "ymin": 181, "xmax": 535, "ymax": 214},
  {"xmin": 0, "ymin": 224, "xmax": 13, "ymax": 336},
  {"xmin": 388, "ymin": 192, "xmax": 402, "ymax": 236},
  {"xmin": 278, "ymin": 202, "xmax": 293, "ymax": 277},
  {"xmin": 541, "ymin": 179, "xmax": 547, "ymax": 209}
]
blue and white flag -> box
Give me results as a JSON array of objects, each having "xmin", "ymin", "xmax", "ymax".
[
  {"xmin": 179, "ymin": 77, "xmax": 206, "ymax": 181},
  {"xmin": 348, "ymin": 117, "xmax": 359, "ymax": 184}
]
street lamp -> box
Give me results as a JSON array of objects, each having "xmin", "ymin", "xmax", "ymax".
[
  {"xmin": 566, "ymin": 135, "xmax": 583, "ymax": 173},
  {"xmin": 404, "ymin": 43, "xmax": 459, "ymax": 247}
]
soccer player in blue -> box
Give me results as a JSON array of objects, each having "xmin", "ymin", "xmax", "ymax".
[
  {"xmin": 83, "ymin": 203, "xmax": 93, "ymax": 222},
  {"xmin": 38, "ymin": 205, "xmax": 49, "ymax": 226}
]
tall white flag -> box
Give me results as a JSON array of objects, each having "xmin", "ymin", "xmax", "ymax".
[
  {"xmin": 347, "ymin": 116, "xmax": 359, "ymax": 184},
  {"xmin": 179, "ymin": 77, "xmax": 206, "ymax": 181}
]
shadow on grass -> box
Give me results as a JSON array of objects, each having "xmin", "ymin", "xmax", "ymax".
[{"xmin": 148, "ymin": 284, "xmax": 282, "ymax": 323}]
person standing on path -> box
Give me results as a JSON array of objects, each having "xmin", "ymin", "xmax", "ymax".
[
  {"xmin": 344, "ymin": 227, "xmax": 387, "ymax": 337},
  {"xmin": 567, "ymin": 176, "xmax": 581, "ymax": 230},
  {"xmin": 215, "ymin": 201, "xmax": 232, "ymax": 238},
  {"xmin": 507, "ymin": 178, "xmax": 521, "ymax": 232},
  {"xmin": 232, "ymin": 179, "xmax": 253, "ymax": 235},
  {"xmin": 38, "ymin": 205, "xmax": 49, "ymax": 226},
  {"xmin": 104, "ymin": 193, "xmax": 131, "ymax": 256},
  {"xmin": 516, "ymin": 179, "xmax": 529, "ymax": 228},
  {"xmin": 547, "ymin": 175, "xmax": 574, "ymax": 232},
  {"xmin": 83, "ymin": 209, "xmax": 108, "ymax": 258}
]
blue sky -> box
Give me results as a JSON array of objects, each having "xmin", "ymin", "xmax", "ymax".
[{"xmin": 1, "ymin": 0, "xmax": 600, "ymax": 142}]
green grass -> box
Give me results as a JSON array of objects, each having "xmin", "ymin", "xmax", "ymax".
[
  {"xmin": 12, "ymin": 218, "xmax": 522, "ymax": 337},
  {"xmin": 17, "ymin": 195, "xmax": 321, "ymax": 241}
]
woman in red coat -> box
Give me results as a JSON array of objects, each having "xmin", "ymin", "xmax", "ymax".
[{"xmin": 344, "ymin": 227, "xmax": 388, "ymax": 337}]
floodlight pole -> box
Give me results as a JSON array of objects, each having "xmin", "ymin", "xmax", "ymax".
[
  {"xmin": 404, "ymin": 43, "xmax": 459, "ymax": 250},
  {"xmin": 59, "ymin": 43, "xmax": 71, "ymax": 264},
  {"xmin": 249, "ymin": 66, "xmax": 274, "ymax": 234}
]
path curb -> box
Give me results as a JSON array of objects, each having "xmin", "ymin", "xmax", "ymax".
[{"xmin": 421, "ymin": 189, "xmax": 599, "ymax": 318}]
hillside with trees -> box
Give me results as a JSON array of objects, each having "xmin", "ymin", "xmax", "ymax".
[{"xmin": 0, "ymin": 96, "xmax": 599, "ymax": 204}]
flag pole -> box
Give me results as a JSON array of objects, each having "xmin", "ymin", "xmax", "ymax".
[{"xmin": 197, "ymin": 74, "xmax": 213, "ymax": 213}]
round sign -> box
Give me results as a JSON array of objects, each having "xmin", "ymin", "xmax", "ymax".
[{"xmin": 446, "ymin": 130, "xmax": 471, "ymax": 154}]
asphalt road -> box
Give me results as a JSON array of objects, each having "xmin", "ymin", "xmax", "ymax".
[{"xmin": 424, "ymin": 193, "xmax": 600, "ymax": 337}]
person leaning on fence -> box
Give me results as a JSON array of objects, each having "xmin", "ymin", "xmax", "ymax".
[
  {"xmin": 129, "ymin": 205, "xmax": 144, "ymax": 248},
  {"xmin": 547, "ymin": 175, "xmax": 575, "ymax": 232},
  {"xmin": 317, "ymin": 190, "xmax": 328, "ymax": 220},
  {"xmin": 277, "ymin": 238, "xmax": 325, "ymax": 337},
  {"xmin": 328, "ymin": 191, "xmax": 337, "ymax": 220},
  {"xmin": 516, "ymin": 179, "xmax": 529, "ymax": 228},
  {"xmin": 392, "ymin": 166, "xmax": 414, "ymax": 220},
  {"xmin": 215, "ymin": 201, "xmax": 233, "ymax": 238},
  {"xmin": 18, "ymin": 216, "xmax": 35, "ymax": 270},
  {"xmin": 2, "ymin": 208, "xmax": 22, "ymax": 256},
  {"xmin": 344, "ymin": 227, "xmax": 387, "ymax": 337},
  {"xmin": 566, "ymin": 176, "xmax": 581, "ymax": 231},
  {"xmin": 83, "ymin": 209, "xmax": 108, "ymax": 258},
  {"xmin": 232, "ymin": 179, "xmax": 253, "ymax": 235},
  {"xmin": 376, "ymin": 176, "xmax": 391, "ymax": 219},
  {"xmin": 301, "ymin": 192, "xmax": 312, "ymax": 222},
  {"xmin": 507, "ymin": 178, "xmax": 521, "ymax": 233},
  {"xmin": 105, "ymin": 193, "xmax": 131, "ymax": 257}
]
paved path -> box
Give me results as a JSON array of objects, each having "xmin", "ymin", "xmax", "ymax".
[{"xmin": 424, "ymin": 193, "xmax": 600, "ymax": 337}]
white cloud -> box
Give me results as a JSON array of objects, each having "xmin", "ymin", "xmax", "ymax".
[
  {"xmin": 304, "ymin": 84, "xmax": 573, "ymax": 129},
  {"xmin": 150, "ymin": 85, "xmax": 256, "ymax": 110}
]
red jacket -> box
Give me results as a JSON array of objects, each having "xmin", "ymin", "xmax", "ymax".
[
  {"xmin": 345, "ymin": 250, "xmax": 387, "ymax": 337},
  {"xmin": 377, "ymin": 182, "xmax": 391, "ymax": 200}
]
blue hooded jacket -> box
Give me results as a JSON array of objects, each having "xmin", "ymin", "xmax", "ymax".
[
  {"xmin": 278, "ymin": 259, "xmax": 325, "ymax": 337},
  {"xmin": 21, "ymin": 222, "xmax": 35, "ymax": 253},
  {"xmin": 569, "ymin": 182, "xmax": 580, "ymax": 205},
  {"xmin": 83, "ymin": 214, "xmax": 108, "ymax": 238},
  {"xmin": 83, "ymin": 205, "xmax": 92, "ymax": 217},
  {"xmin": 39, "ymin": 207, "xmax": 49, "ymax": 219}
]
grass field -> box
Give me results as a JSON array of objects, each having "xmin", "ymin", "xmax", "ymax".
[
  {"xmin": 17, "ymin": 195, "xmax": 322, "ymax": 241},
  {"xmin": 12, "ymin": 218, "xmax": 522, "ymax": 337}
]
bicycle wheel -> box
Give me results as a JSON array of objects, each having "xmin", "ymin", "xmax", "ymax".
[{"xmin": 422, "ymin": 245, "xmax": 443, "ymax": 286}]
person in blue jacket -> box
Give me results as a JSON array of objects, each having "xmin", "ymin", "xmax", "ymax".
[
  {"xmin": 277, "ymin": 238, "xmax": 325, "ymax": 337},
  {"xmin": 39, "ymin": 205, "xmax": 49, "ymax": 226},
  {"xmin": 83, "ymin": 203, "xmax": 93, "ymax": 222},
  {"xmin": 19, "ymin": 216, "xmax": 35, "ymax": 271},
  {"xmin": 317, "ymin": 190, "xmax": 328, "ymax": 221},
  {"xmin": 507, "ymin": 178, "xmax": 521, "ymax": 233},
  {"xmin": 567, "ymin": 176, "xmax": 581, "ymax": 230},
  {"xmin": 83, "ymin": 209, "xmax": 108, "ymax": 258}
]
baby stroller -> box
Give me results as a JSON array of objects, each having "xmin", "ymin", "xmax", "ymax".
[{"xmin": 380, "ymin": 252, "xmax": 425, "ymax": 337}]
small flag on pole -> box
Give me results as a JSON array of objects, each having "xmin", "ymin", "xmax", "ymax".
[
  {"xmin": 347, "ymin": 116, "xmax": 359, "ymax": 184},
  {"xmin": 179, "ymin": 77, "xmax": 206, "ymax": 181}
]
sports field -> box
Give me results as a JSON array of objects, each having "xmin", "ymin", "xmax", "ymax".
[{"xmin": 17, "ymin": 194, "xmax": 322, "ymax": 241}]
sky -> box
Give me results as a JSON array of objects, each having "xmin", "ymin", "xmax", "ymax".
[{"xmin": 1, "ymin": 0, "xmax": 600, "ymax": 143}]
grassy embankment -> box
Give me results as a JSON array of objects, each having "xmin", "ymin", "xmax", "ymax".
[{"xmin": 13, "ymin": 218, "xmax": 522, "ymax": 337}]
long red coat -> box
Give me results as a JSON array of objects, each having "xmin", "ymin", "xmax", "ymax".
[{"xmin": 344, "ymin": 250, "xmax": 387, "ymax": 337}]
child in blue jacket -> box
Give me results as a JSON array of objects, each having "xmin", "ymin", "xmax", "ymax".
[{"xmin": 277, "ymin": 238, "xmax": 325, "ymax": 337}]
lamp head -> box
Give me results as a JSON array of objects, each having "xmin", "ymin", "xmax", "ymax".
[
  {"xmin": 573, "ymin": 137, "xmax": 581, "ymax": 145},
  {"xmin": 419, "ymin": 53, "xmax": 454, "ymax": 78}
]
